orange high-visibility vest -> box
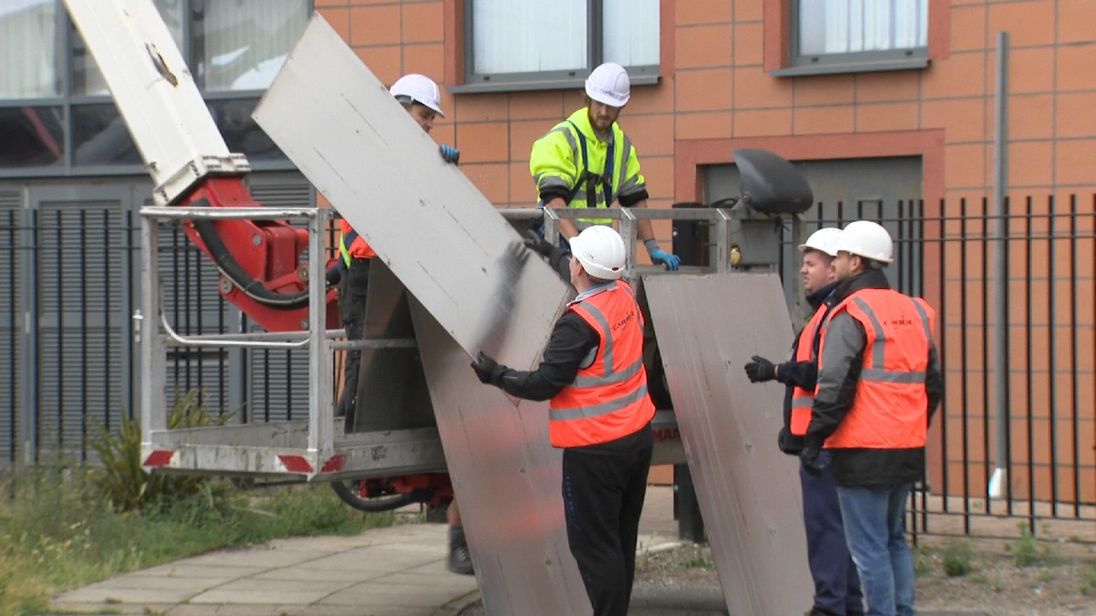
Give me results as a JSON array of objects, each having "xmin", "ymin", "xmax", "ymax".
[
  {"xmin": 820, "ymin": 288, "xmax": 935, "ymax": 449},
  {"xmin": 549, "ymin": 281, "xmax": 655, "ymax": 448},
  {"xmin": 789, "ymin": 303, "xmax": 829, "ymax": 436},
  {"xmin": 338, "ymin": 219, "xmax": 376, "ymax": 266}
]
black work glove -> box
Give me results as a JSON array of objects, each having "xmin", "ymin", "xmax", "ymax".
[
  {"xmin": 799, "ymin": 444, "xmax": 823, "ymax": 476},
  {"xmin": 522, "ymin": 229, "xmax": 555, "ymax": 258},
  {"xmin": 471, "ymin": 351, "xmax": 506, "ymax": 385},
  {"xmin": 744, "ymin": 355, "xmax": 777, "ymax": 383}
]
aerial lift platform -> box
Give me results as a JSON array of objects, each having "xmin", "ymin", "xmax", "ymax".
[{"xmin": 67, "ymin": 2, "xmax": 816, "ymax": 613}]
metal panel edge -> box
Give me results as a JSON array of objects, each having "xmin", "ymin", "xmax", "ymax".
[{"xmin": 643, "ymin": 272, "xmax": 813, "ymax": 614}]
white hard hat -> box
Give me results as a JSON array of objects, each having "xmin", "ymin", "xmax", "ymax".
[
  {"xmin": 390, "ymin": 73, "xmax": 445, "ymax": 117},
  {"xmin": 797, "ymin": 227, "xmax": 841, "ymax": 257},
  {"xmin": 835, "ymin": 220, "xmax": 894, "ymax": 264},
  {"xmin": 585, "ymin": 62, "xmax": 630, "ymax": 107},
  {"xmin": 569, "ymin": 225, "xmax": 626, "ymax": 280}
]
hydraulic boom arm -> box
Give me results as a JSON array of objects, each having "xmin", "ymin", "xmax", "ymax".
[{"xmin": 64, "ymin": 0, "xmax": 339, "ymax": 332}]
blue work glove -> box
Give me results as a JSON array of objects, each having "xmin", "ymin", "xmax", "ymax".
[
  {"xmin": 439, "ymin": 144, "xmax": 460, "ymax": 164},
  {"xmin": 650, "ymin": 248, "xmax": 681, "ymax": 271}
]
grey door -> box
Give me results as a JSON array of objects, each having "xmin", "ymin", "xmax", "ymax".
[{"xmin": 27, "ymin": 183, "xmax": 137, "ymax": 463}]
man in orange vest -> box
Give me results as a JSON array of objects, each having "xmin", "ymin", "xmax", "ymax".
[
  {"xmin": 744, "ymin": 227, "xmax": 864, "ymax": 616},
  {"xmin": 335, "ymin": 73, "xmax": 469, "ymax": 575},
  {"xmin": 803, "ymin": 221, "xmax": 942, "ymax": 616},
  {"xmin": 471, "ymin": 225, "xmax": 655, "ymax": 616}
]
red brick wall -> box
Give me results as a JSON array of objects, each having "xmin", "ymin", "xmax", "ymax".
[
  {"xmin": 317, "ymin": 0, "xmax": 1096, "ymax": 206},
  {"xmin": 317, "ymin": 0, "xmax": 1095, "ymax": 503}
]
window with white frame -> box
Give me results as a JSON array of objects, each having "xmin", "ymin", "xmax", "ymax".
[
  {"xmin": 791, "ymin": 0, "xmax": 928, "ymax": 73},
  {"xmin": 465, "ymin": 0, "xmax": 659, "ymax": 89}
]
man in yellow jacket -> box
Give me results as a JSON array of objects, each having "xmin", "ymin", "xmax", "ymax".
[{"xmin": 530, "ymin": 62, "xmax": 680, "ymax": 270}]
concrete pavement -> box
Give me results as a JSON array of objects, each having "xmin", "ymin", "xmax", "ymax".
[
  {"xmin": 50, "ymin": 486, "xmax": 686, "ymax": 616},
  {"xmin": 50, "ymin": 523, "xmax": 481, "ymax": 615}
]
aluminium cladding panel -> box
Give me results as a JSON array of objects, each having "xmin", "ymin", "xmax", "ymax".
[
  {"xmin": 643, "ymin": 273, "xmax": 812, "ymax": 615},
  {"xmin": 253, "ymin": 15, "xmax": 570, "ymax": 369},
  {"xmin": 256, "ymin": 15, "xmax": 579, "ymax": 612},
  {"xmin": 411, "ymin": 302, "xmax": 591, "ymax": 616}
]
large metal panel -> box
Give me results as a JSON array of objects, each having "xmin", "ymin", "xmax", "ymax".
[
  {"xmin": 410, "ymin": 302, "xmax": 590, "ymax": 616},
  {"xmin": 254, "ymin": 15, "xmax": 581, "ymax": 612},
  {"xmin": 644, "ymin": 273, "xmax": 813, "ymax": 615},
  {"xmin": 348, "ymin": 261, "xmax": 435, "ymax": 433},
  {"xmin": 253, "ymin": 16, "xmax": 570, "ymax": 371}
]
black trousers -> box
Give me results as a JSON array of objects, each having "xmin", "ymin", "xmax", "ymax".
[
  {"xmin": 336, "ymin": 257, "xmax": 370, "ymax": 418},
  {"xmin": 561, "ymin": 436, "xmax": 653, "ymax": 616}
]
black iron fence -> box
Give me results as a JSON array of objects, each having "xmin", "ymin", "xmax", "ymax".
[
  {"xmin": 1, "ymin": 197, "xmax": 1092, "ymax": 541},
  {"xmin": 783, "ymin": 195, "xmax": 1094, "ymax": 543}
]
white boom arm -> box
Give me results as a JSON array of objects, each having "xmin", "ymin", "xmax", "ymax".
[{"xmin": 64, "ymin": 0, "xmax": 249, "ymax": 204}]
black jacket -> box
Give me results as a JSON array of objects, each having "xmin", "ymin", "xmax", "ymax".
[
  {"xmin": 774, "ymin": 282, "xmax": 837, "ymax": 455},
  {"xmin": 804, "ymin": 269, "xmax": 943, "ymax": 487}
]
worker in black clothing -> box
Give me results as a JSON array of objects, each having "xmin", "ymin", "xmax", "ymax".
[
  {"xmin": 472, "ymin": 225, "xmax": 655, "ymax": 616},
  {"xmin": 744, "ymin": 227, "xmax": 864, "ymax": 616}
]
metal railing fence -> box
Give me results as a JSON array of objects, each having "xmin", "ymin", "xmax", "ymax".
[{"xmin": 1, "ymin": 196, "xmax": 1092, "ymax": 541}]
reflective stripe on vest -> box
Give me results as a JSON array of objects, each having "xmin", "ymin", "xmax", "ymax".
[
  {"xmin": 821, "ymin": 288, "xmax": 936, "ymax": 449},
  {"xmin": 789, "ymin": 303, "xmax": 829, "ymax": 436},
  {"xmin": 338, "ymin": 218, "xmax": 375, "ymax": 266},
  {"xmin": 536, "ymin": 109, "xmax": 630, "ymax": 228},
  {"xmin": 565, "ymin": 119, "xmax": 616, "ymax": 228},
  {"xmin": 548, "ymin": 281, "xmax": 655, "ymax": 448}
]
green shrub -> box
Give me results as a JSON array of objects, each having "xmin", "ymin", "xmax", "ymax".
[
  {"xmin": 941, "ymin": 540, "xmax": 974, "ymax": 577},
  {"xmin": 91, "ymin": 390, "xmax": 233, "ymax": 512},
  {"xmin": 1008, "ymin": 519, "xmax": 1043, "ymax": 565}
]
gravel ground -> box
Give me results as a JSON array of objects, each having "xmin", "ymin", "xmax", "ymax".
[{"xmin": 460, "ymin": 538, "xmax": 1096, "ymax": 615}]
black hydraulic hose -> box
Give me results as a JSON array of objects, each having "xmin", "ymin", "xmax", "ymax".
[{"xmin": 188, "ymin": 199, "xmax": 339, "ymax": 309}]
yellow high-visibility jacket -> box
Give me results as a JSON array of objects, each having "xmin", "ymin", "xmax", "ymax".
[{"xmin": 529, "ymin": 108, "xmax": 648, "ymax": 227}]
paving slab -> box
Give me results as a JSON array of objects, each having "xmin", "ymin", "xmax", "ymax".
[{"xmin": 50, "ymin": 522, "xmax": 477, "ymax": 615}]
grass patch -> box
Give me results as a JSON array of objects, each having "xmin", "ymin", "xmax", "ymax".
[
  {"xmin": 681, "ymin": 543, "xmax": 712, "ymax": 569},
  {"xmin": 1081, "ymin": 562, "xmax": 1096, "ymax": 596},
  {"xmin": 0, "ymin": 469, "xmax": 391, "ymax": 616},
  {"xmin": 1009, "ymin": 522, "xmax": 1053, "ymax": 568},
  {"xmin": 913, "ymin": 547, "xmax": 935, "ymax": 576},
  {"xmin": 940, "ymin": 540, "xmax": 974, "ymax": 577}
]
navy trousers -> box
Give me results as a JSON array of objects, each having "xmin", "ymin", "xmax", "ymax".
[{"xmin": 802, "ymin": 450, "xmax": 864, "ymax": 616}]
